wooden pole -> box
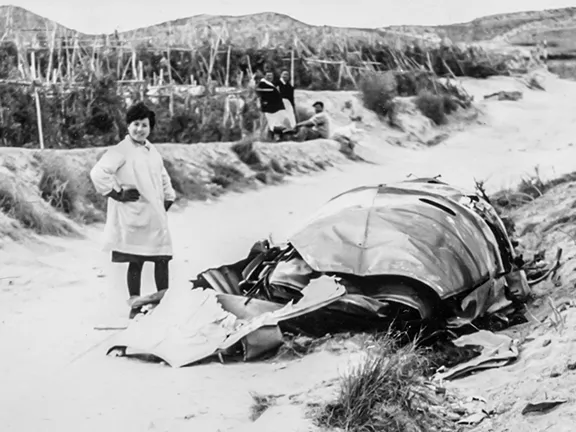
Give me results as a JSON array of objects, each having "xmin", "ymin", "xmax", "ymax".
[
  {"xmin": 120, "ymin": 56, "xmax": 131, "ymax": 80},
  {"xmin": 246, "ymin": 54, "xmax": 253, "ymax": 81},
  {"xmin": 167, "ymin": 23, "xmax": 174, "ymax": 116},
  {"xmin": 116, "ymin": 48, "xmax": 122, "ymax": 78},
  {"xmin": 290, "ymin": 48, "xmax": 295, "ymax": 86},
  {"xmin": 138, "ymin": 60, "xmax": 144, "ymax": 81},
  {"xmin": 225, "ymin": 45, "xmax": 231, "ymax": 87},
  {"xmin": 71, "ymin": 34, "xmax": 79, "ymax": 80},
  {"xmin": 90, "ymin": 37, "xmax": 98, "ymax": 74},
  {"xmin": 207, "ymin": 31, "xmax": 223, "ymax": 83},
  {"xmin": 31, "ymin": 51, "xmax": 45, "ymax": 150},
  {"xmin": 46, "ymin": 27, "xmax": 56, "ymax": 83},
  {"xmin": 131, "ymin": 50, "xmax": 137, "ymax": 80},
  {"xmin": 138, "ymin": 60, "xmax": 144, "ymax": 100}
]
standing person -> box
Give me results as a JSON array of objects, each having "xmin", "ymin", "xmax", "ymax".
[
  {"xmin": 256, "ymin": 70, "xmax": 289, "ymax": 141},
  {"xmin": 295, "ymin": 101, "xmax": 331, "ymax": 141},
  {"xmin": 90, "ymin": 102, "xmax": 176, "ymax": 318},
  {"xmin": 277, "ymin": 70, "xmax": 296, "ymax": 129}
]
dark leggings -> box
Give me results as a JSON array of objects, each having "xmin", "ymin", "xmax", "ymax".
[{"xmin": 127, "ymin": 260, "xmax": 169, "ymax": 297}]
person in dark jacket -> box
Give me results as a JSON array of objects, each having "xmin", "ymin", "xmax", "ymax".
[
  {"xmin": 256, "ymin": 71, "xmax": 290, "ymax": 140},
  {"xmin": 277, "ymin": 70, "xmax": 296, "ymax": 129}
]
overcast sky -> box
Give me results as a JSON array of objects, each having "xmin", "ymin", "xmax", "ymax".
[{"xmin": 3, "ymin": 0, "xmax": 575, "ymax": 34}]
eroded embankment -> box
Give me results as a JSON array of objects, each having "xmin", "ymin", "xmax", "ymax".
[{"xmin": 0, "ymin": 139, "xmax": 352, "ymax": 243}]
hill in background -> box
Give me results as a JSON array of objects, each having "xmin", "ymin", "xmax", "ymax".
[{"xmin": 2, "ymin": 4, "xmax": 576, "ymax": 56}]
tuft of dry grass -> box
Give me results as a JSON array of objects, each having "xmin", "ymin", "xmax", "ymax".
[
  {"xmin": 269, "ymin": 158, "xmax": 286, "ymax": 174},
  {"xmin": 231, "ymin": 136, "xmax": 288, "ymax": 185},
  {"xmin": 34, "ymin": 152, "xmax": 106, "ymax": 224},
  {"xmin": 491, "ymin": 169, "xmax": 576, "ymax": 211},
  {"xmin": 162, "ymin": 159, "xmax": 211, "ymax": 201},
  {"xmin": 0, "ymin": 173, "xmax": 78, "ymax": 236},
  {"xmin": 316, "ymin": 332, "xmax": 456, "ymax": 432},
  {"xmin": 37, "ymin": 157, "xmax": 80, "ymax": 215},
  {"xmin": 209, "ymin": 162, "xmax": 247, "ymax": 190}
]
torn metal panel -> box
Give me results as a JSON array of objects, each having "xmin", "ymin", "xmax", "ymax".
[
  {"xmin": 108, "ymin": 277, "xmax": 345, "ymax": 367},
  {"xmin": 289, "ymin": 180, "xmax": 507, "ymax": 300},
  {"xmin": 108, "ymin": 288, "xmax": 238, "ymax": 368}
]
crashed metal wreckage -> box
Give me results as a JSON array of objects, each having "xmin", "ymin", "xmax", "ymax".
[{"xmin": 108, "ymin": 178, "xmax": 532, "ymax": 367}]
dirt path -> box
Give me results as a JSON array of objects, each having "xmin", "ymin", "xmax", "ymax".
[{"xmin": 2, "ymin": 74, "xmax": 576, "ymax": 432}]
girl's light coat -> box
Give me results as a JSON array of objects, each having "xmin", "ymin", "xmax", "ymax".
[{"xmin": 90, "ymin": 136, "xmax": 176, "ymax": 256}]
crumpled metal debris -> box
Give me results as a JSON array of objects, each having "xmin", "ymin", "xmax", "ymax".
[
  {"xmin": 107, "ymin": 277, "xmax": 345, "ymax": 367},
  {"xmin": 434, "ymin": 330, "xmax": 519, "ymax": 381}
]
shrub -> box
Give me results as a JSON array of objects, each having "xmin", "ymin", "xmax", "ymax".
[
  {"xmin": 415, "ymin": 91, "xmax": 453, "ymax": 125},
  {"xmin": 358, "ymin": 71, "xmax": 397, "ymax": 117}
]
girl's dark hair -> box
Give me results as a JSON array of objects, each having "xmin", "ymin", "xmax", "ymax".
[{"xmin": 126, "ymin": 102, "xmax": 156, "ymax": 130}]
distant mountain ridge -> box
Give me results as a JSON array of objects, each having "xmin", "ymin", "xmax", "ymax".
[{"xmin": 2, "ymin": 4, "xmax": 576, "ymax": 55}]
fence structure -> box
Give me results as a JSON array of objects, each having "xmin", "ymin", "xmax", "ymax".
[{"xmin": 1, "ymin": 14, "xmax": 530, "ymax": 149}]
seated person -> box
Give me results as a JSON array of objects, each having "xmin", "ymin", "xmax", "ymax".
[{"xmin": 294, "ymin": 101, "xmax": 331, "ymax": 141}]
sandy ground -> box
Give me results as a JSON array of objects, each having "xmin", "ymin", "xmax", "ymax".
[{"xmin": 2, "ymin": 73, "xmax": 576, "ymax": 431}]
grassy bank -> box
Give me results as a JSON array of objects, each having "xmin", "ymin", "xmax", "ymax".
[{"xmin": 0, "ymin": 138, "xmax": 353, "ymax": 242}]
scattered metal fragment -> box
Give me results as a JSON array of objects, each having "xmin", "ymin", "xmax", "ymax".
[{"xmin": 522, "ymin": 400, "xmax": 567, "ymax": 415}]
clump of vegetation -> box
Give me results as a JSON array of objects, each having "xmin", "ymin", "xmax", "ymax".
[
  {"xmin": 415, "ymin": 91, "xmax": 460, "ymax": 125},
  {"xmin": 359, "ymin": 70, "xmax": 469, "ymax": 125},
  {"xmin": 358, "ymin": 71, "xmax": 397, "ymax": 118},
  {"xmin": 231, "ymin": 136, "xmax": 263, "ymax": 168},
  {"xmin": 269, "ymin": 158, "xmax": 286, "ymax": 174},
  {"xmin": 209, "ymin": 161, "xmax": 247, "ymax": 190},
  {"xmin": 0, "ymin": 173, "xmax": 78, "ymax": 236},
  {"xmin": 37, "ymin": 156, "xmax": 80, "ymax": 215},
  {"xmin": 34, "ymin": 152, "xmax": 105, "ymax": 224},
  {"xmin": 150, "ymin": 92, "xmax": 261, "ymax": 144},
  {"xmin": 162, "ymin": 159, "xmax": 211, "ymax": 201},
  {"xmin": 316, "ymin": 332, "xmax": 456, "ymax": 432},
  {"xmin": 231, "ymin": 136, "xmax": 287, "ymax": 184}
]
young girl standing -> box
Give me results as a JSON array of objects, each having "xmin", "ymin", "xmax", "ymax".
[{"xmin": 90, "ymin": 102, "xmax": 176, "ymax": 317}]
